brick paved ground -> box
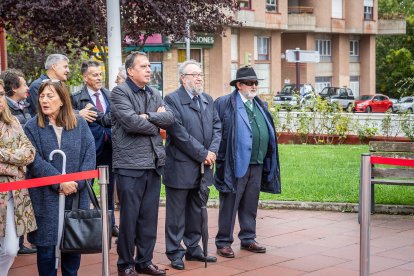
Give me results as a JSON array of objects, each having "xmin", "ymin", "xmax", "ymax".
[{"xmin": 9, "ymin": 207, "xmax": 414, "ymax": 275}]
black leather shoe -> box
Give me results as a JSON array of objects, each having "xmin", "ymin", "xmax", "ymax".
[
  {"xmin": 185, "ymin": 253, "xmax": 217, "ymax": 263},
  {"xmin": 112, "ymin": 225, "xmax": 119, "ymax": 237},
  {"xmin": 136, "ymin": 264, "xmax": 166, "ymax": 275},
  {"xmin": 171, "ymin": 258, "xmax": 184, "ymax": 270},
  {"xmin": 18, "ymin": 245, "xmax": 37, "ymax": 255}
]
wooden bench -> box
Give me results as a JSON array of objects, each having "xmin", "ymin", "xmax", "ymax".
[{"xmin": 361, "ymin": 141, "xmax": 414, "ymax": 214}]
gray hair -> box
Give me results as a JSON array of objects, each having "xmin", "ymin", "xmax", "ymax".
[
  {"xmin": 125, "ymin": 51, "xmax": 147, "ymax": 76},
  {"xmin": 178, "ymin": 60, "xmax": 201, "ymax": 85},
  {"xmin": 45, "ymin": 54, "xmax": 69, "ymax": 70},
  {"xmin": 118, "ymin": 67, "xmax": 127, "ymax": 80}
]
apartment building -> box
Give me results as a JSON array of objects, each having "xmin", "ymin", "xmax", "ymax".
[{"xmin": 145, "ymin": 0, "xmax": 405, "ymax": 98}]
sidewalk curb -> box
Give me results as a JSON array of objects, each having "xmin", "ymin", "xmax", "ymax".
[{"xmin": 157, "ymin": 199, "xmax": 414, "ymax": 215}]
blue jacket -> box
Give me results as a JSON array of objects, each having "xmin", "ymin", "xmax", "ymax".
[
  {"xmin": 24, "ymin": 115, "xmax": 96, "ymax": 246},
  {"xmin": 214, "ymin": 89, "xmax": 281, "ymax": 194}
]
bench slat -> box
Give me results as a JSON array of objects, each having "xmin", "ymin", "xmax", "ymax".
[
  {"xmin": 371, "ymin": 179, "xmax": 414, "ymax": 185},
  {"xmin": 371, "ymin": 152, "xmax": 414, "ymax": 159},
  {"xmin": 372, "ymin": 168, "xmax": 414, "ymax": 178},
  {"xmin": 369, "ymin": 141, "xmax": 414, "ymax": 153}
]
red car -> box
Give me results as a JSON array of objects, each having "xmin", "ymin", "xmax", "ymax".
[{"xmin": 354, "ymin": 94, "xmax": 393, "ymax": 113}]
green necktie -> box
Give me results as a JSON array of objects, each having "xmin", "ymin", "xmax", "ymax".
[{"xmin": 245, "ymin": 100, "xmax": 253, "ymax": 111}]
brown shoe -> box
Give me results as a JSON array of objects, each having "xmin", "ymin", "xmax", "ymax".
[
  {"xmin": 241, "ymin": 242, "xmax": 266, "ymax": 253},
  {"xmin": 136, "ymin": 264, "xmax": 166, "ymax": 275},
  {"xmin": 118, "ymin": 267, "xmax": 139, "ymax": 276},
  {"xmin": 216, "ymin": 246, "xmax": 235, "ymax": 258}
]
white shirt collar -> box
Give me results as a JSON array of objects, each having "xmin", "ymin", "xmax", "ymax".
[{"xmin": 238, "ymin": 91, "xmax": 252, "ymax": 104}]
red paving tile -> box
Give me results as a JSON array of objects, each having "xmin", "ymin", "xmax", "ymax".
[{"xmin": 8, "ymin": 207, "xmax": 414, "ymax": 275}]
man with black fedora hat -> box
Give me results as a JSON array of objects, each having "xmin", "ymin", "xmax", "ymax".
[{"xmin": 213, "ymin": 66, "xmax": 281, "ymax": 258}]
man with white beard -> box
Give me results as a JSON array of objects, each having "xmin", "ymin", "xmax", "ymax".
[{"xmin": 163, "ymin": 60, "xmax": 221, "ymax": 270}]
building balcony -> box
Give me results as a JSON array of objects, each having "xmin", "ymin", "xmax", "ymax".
[
  {"xmin": 287, "ymin": 6, "xmax": 315, "ymax": 31},
  {"xmin": 236, "ymin": 9, "xmax": 266, "ymax": 28},
  {"xmin": 378, "ymin": 20, "xmax": 406, "ymax": 35}
]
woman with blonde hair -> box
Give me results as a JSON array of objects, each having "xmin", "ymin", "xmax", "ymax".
[
  {"xmin": 24, "ymin": 79, "xmax": 96, "ymax": 276},
  {"xmin": 0, "ymin": 79, "xmax": 37, "ymax": 274}
]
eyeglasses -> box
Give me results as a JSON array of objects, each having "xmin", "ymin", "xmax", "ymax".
[
  {"xmin": 240, "ymin": 81, "xmax": 259, "ymax": 86},
  {"xmin": 184, "ymin": 73, "xmax": 204, "ymax": 78}
]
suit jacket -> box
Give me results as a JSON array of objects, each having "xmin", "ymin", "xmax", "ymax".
[
  {"xmin": 71, "ymin": 85, "xmax": 111, "ymax": 157},
  {"xmin": 163, "ymin": 86, "xmax": 221, "ymax": 189},
  {"xmin": 214, "ymin": 89, "xmax": 281, "ymax": 194},
  {"xmin": 28, "ymin": 74, "xmax": 49, "ymax": 116}
]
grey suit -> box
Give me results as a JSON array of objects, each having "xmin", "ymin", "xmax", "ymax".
[{"xmin": 163, "ymin": 86, "xmax": 221, "ymax": 261}]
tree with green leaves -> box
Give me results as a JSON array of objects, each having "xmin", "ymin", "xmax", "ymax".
[{"xmin": 377, "ymin": 0, "xmax": 414, "ymax": 98}]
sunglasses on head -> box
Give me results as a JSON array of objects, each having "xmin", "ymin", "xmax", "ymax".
[
  {"xmin": 41, "ymin": 79, "xmax": 61, "ymax": 84},
  {"xmin": 240, "ymin": 81, "xmax": 259, "ymax": 86}
]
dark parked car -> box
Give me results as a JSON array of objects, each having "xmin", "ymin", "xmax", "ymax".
[
  {"xmin": 273, "ymin": 84, "xmax": 314, "ymax": 109},
  {"xmin": 354, "ymin": 94, "xmax": 393, "ymax": 113},
  {"xmin": 319, "ymin": 87, "xmax": 355, "ymax": 110}
]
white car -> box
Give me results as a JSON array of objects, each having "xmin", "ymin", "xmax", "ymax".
[{"xmin": 393, "ymin": 96, "xmax": 414, "ymax": 113}]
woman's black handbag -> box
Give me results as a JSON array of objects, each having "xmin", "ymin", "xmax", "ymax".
[{"xmin": 60, "ymin": 181, "xmax": 112, "ymax": 254}]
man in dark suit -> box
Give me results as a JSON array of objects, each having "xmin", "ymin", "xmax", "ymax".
[
  {"xmin": 71, "ymin": 61, "xmax": 118, "ymax": 237},
  {"xmin": 163, "ymin": 60, "xmax": 221, "ymax": 270},
  {"xmin": 214, "ymin": 66, "xmax": 281, "ymax": 258}
]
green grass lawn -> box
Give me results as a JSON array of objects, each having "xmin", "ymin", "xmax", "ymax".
[{"xmin": 96, "ymin": 144, "xmax": 414, "ymax": 205}]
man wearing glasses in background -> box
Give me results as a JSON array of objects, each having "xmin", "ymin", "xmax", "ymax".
[
  {"xmin": 163, "ymin": 60, "xmax": 221, "ymax": 270},
  {"xmin": 214, "ymin": 66, "xmax": 281, "ymax": 258}
]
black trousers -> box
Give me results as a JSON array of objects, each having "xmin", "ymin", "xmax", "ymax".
[
  {"xmin": 165, "ymin": 186, "xmax": 203, "ymax": 261},
  {"xmin": 115, "ymin": 170, "xmax": 161, "ymax": 271},
  {"xmin": 215, "ymin": 164, "xmax": 263, "ymax": 249},
  {"xmin": 96, "ymin": 142, "xmax": 115, "ymax": 225}
]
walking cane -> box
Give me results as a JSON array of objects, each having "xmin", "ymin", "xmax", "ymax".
[{"xmin": 49, "ymin": 149, "xmax": 66, "ymax": 270}]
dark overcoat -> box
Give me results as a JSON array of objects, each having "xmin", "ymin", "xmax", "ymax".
[
  {"xmin": 24, "ymin": 115, "xmax": 96, "ymax": 246},
  {"xmin": 71, "ymin": 85, "xmax": 112, "ymax": 157},
  {"xmin": 163, "ymin": 86, "xmax": 221, "ymax": 189},
  {"xmin": 214, "ymin": 89, "xmax": 281, "ymax": 194}
]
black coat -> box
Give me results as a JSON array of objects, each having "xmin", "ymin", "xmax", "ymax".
[
  {"xmin": 71, "ymin": 85, "xmax": 111, "ymax": 157},
  {"xmin": 163, "ymin": 86, "xmax": 221, "ymax": 189}
]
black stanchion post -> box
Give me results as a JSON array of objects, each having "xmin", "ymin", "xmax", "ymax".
[
  {"xmin": 360, "ymin": 154, "xmax": 371, "ymax": 276},
  {"xmin": 98, "ymin": 165, "xmax": 110, "ymax": 276}
]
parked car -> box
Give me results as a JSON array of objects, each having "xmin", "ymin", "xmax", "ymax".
[
  {"xmin": 353, "ymin": 94, "xmax": 393, "ymax": 113},
  {"xmin": 274, "ymin": 84, "xmax": 315, "ymax": 110},
  {"xmin": 393, "ymin": 96, "xmax": 414, "ymax": 113},
  {"xmin": 319, "ymin": 87, "xmax": 355, "ymax": 110}
]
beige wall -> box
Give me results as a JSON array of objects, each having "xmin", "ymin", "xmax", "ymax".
[
  {"xmin": 360, "ymin": 35, "xmax": 376, "ymax": 95},
  {"xmin": 270, "ymin": 31, "xmax": 282, "ymax": 93},
  {"xmin": 163, "ymin": 50, "xmax": 179, "ymax": 95},
  {"xmin": 332, "ymin": 34, "xmax": 349, "ymax": 87},
  {"xmin": 208, "ymin": 29, "xmax": 232, "ymax": 99}
]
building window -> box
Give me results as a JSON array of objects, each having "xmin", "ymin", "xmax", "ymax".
[
  {"xmin": 254, "ymin": 36, "xmax": 270, "ymax": 61},
  {"xmin": 315, "ymin": 39, "xmax": 331, "ymax": 62},
  {"xmin": 349, "ymin": 40, "xmax": 360, "ymax": 62},
  {"xmin": 332, "ymin": 0, "xmax": 343, "ymax": 18},
  {"xmin": 364, "ymin": 0, "xmax": 373, "ymax": 20},
  {"xmin": 315, "ymin": 76, "xmax": 332, "ymax": 94},
  {"xmin": 266, "ymin": 0, "xmax": 278, "ymax": 12},
  {"xmin": 238, "ymin": 0, "xmax": 251, "ymax": 9},
  {"xmin": 231, "ymin": 34, "xmax": 238, "ymax": 61},
  {"xmin": 177, "ymin": 49, "xmax": 202, "ymax": 63}
]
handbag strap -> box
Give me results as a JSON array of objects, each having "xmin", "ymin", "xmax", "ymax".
[{"xmin": 70, "ymin": 180, "xmax": 101, "ymax": 210}]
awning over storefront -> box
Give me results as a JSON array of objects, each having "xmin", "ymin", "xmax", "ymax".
[
  {"xmin": 124, "ymin": 34, "xmax": 170, "ymax": 53},
  {"xmin": 124, "ymin": 45, "xmax": 170, "ymax": 53}
]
